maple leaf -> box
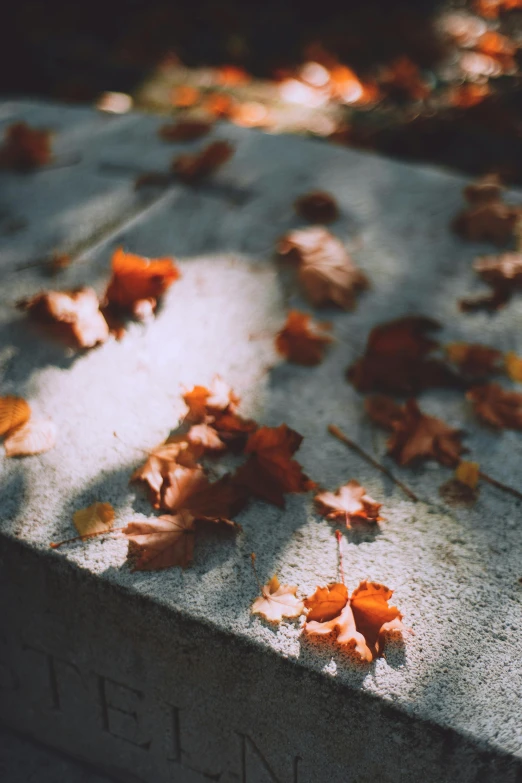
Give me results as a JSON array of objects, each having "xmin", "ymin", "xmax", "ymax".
[
  {"xmin": 294, "ymin": 192, "xmax": 339, "ymax": 224},
  {"xmin": 186, "ymin": 424, "xmax": 226, "ymax": 452},
  {"xmin": 73, "ymin": 502, "xmax": 115, "ymax": 538},
  {"xmin": 234, "ymin": 424, "xmax": 314, "ymax": 507},
  {"xmin": 364, "ymin": 395, "xmax": 404, "ymax": 430},
  {"xmin": 18, "ymin": 288, "xmax": 109, "ymax": 349},
  {"xmin": 304, "ymin": 582, "xmax": 349, "ymax": 622},
  {"xmin": 0, "ymin": 122, "xmax": 53, "ymax": 170},
  {"xmin": 160, "ymin": 464, "xmax": 209, "ymax": 512},
  {"xmin": 0, "ymin": 396, "xmax": 31, "ymax": 437},
  {"xmin": 386, "ymin": 399, "xmax": 465, "ymax": 467},
  {"xmin": 4, "ymin": 419, "xmax": 56, "ymax": 457},
  {"xmin": 172, "ymin": 140, "xmax": 234, "ymax": 183},
  {"xmin": 123, "ymin": 511, "xmax": 196, "ymax": 571},
  {"xmin": 467, "ymin": 383, "xmax": 522, "ymax": 429},
  {"xmin": 315, "ymin": 481, "xmax": 382, "ymax": 527},
  {"xmin": 158, "ymin": 120, "xmax": 213, "ymax": 142},
  {"xmin": 211, "ymin": 410, "xmax": 257, "ymax": 450},
  {"xmin": 130, "ymin": 440, "xmax": 201, "ymax": 506},
  {"xmin": 275, "ymin": 310, "xmax": 333, "ymax": 366},
  {"xmin": 348, "ymin": 316, "xmax": 463, "ymax": 395},
  {"xmin": 251, "ymin": 575, "xmax": 304, "ymax": 623},
  {"xmin": 183, "ymin": 377, "xmax": 240, "ymax": 422},
  {"xmin": 445, "ymin": 343, "xmax": 504, "ymax": 378},
  {"xmin": 181, "ymin": 474, "xmax": 248, "ymax": 526},
  {"xmin": 278, "ymin": 227, "xmax": 369, "ymax": 309},
  {"xmin": 105, "ymin": 247, "xmax": 180, "ymax": 315},
  {"xmin": 349, "ymin": 581, "xmax": 404, "ymax": 656}
]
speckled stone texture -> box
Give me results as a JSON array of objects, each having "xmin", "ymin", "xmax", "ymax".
[{"xmin": 0, "ymin": 101, "xmax": 521, "ymax": 783}]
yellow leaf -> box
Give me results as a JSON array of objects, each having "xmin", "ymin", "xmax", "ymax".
[
  {"xmin": 455, "ymin": 461, "xmax": 480, "ymax": 489},
  {"xmin": 73, "ymin": 502, "xmax": 115, "ymax": 538},
  {"xmin": 505, "ymin": 351, "xmax": 522, "ymax": 382}
]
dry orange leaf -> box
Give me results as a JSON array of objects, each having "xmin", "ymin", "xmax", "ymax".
[
  {"xmin": 315, "ymin": 480, "xmax": 382, "ymax": 527},
  {"xmin": 4, "ymin": 418, "xmax": 56, "ymax": 457},
  {"xmin": 275, "ymin": 310, "xmax": 333, "ymax": 366},
  {"xmin": 386, "ymin": 399, "xmax": 465, "ymax": 467},
  {"xmin": 251, "ymin": 575, "xmax": 304, "ymax": 623},
  {"xmin": 305, "ymin": 581, "xmax": 403, "ymax": 661},
  {"xmin": 505, "ymin": 352, "xmax": 522, "ymax": 382},
  {"xmin": 172, "ymin": 140, "xmax": 234, "ymax": 183},
  {"xmin": 211, "ymin": 409, "xmax": 257, "ymax": 450},
  {"xmin": 467, "ymin": 383, "xmax": 522, "ymax": 429},
  {"xmin": 278, "ymin": 226, "xmax": 369, "ymax": 309},
  {"xmin": 18, "ymin": 287, "xmax": 109, "ymax": 349},
  {"xmin": 294, "ymin": 191, "xmax": 339, "ymax": 224},
  {"xmin": 123, "ymin": 510, "xmax": 196, "ymax": 570},
  {"xmin": 105, "ymin": 247, "xmax": 180, "ymax": 315},
  {"xmin": 304, "ymin": 582, "xmax": 349, "ymax": 622},
  {"xmin": 234, "ymin": 424, "xmax": 314, "ymax": 507},
  {"xmin": 160, "ymin": 464, "xmax": 208, "ymax": 512},
  {"xmin": 0, "ymin": 122, "xmax": 53, "ymax": 170},
  {"xmin": 0, "ymin": 396, "xmax": 31, "ymax": 437},
  {"xmin": 181, "ymin": 474, "xmax": 248, "ymax": 526},
  {"xmin": 455, "ymin": 461, "xmax": 480, "ymax": 489},
  {"xmin": 445, "ymin": 342, "xmax": 504, "ymax": 377},
  {"xmin": 158, "ymin": 120, "xmax": 213, "ymax": 142},
  {"xmin": 73, "ymin": 502, "xmax": 115, "ymax": 538},
  {"xmin": 183, "ymin": 377, "xmax": 239, "ymax": 422}
]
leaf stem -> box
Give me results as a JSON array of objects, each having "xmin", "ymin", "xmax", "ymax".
[
  {"xmin": 50, "ymin": 526, "xmax": 127, "ymax": 549},
  {"xmin": 477, "ymin": 470, "xmax": 522, "ymax": 502},
  {"xmin": 250, "ymin": 552, "xmax": 264, "ymax": 593},
  {"xmin": 328, "ymin": 424, "xmax": 418, "ymax": 502},
  {"xmin": 335, "ymin": 530, "xmax": 345, "ymax": 585}
]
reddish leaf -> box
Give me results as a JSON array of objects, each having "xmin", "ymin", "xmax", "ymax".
[
  {"xmin": 278, "ymin": 227, "xmax": 369, "ymax": 309},
  {"xmin": 275, "ymin": 310, "xmax": 333, "ymax": 366},
  {"xmin": 0, "ymin": 122, "xmax": 53, "ymax": 170},
  {"xmin": 467, "ymin": 383, "xmax": 522, "ymax": 429},
  {"xmin": 211, "ymin": 410, "xmax": 257, "ymax": 450},
  {"xmin": 183, "ymin": 377, "xmax": 240, "ymax": 423},
  {"xmin": 182, "ymin": 474, "xmax": 248, "ymax": 525},
  {"xmin": 123, "ymin": 511, "xmax": 196, "ymax": 571},
  {"xmin": 386, "ymin": 399, "xmax": 465, "ymax": 467},
  {"xmin": 158, "ymin": 120, "xmax": 213, "ymax": 142},
  {"xmin": 463, "ymin": 174, "xmax": 504, "ymax": 205},
  {"xmin": 304, "ymin": 583, "xmax": 349, "ymax": 622},
  {"xmin": 172, "ymin": 140, "xmax": 234, "ymax": 182},
  {"xmin": 131, "ymin": 440, "xmax": 201, "ymax": 507},
  {"xmin": 364, "ymin": 395, "xmax": 404, "ymax": 430},
  {"xmin": 160, "ymin": 464, "xmax": 209, "ymax": 512},
  {"xmin": 294, "ymin": 192, "xmax": 339, "ymax": 224},
  {"xmin": 18, "ymin": 288, "xmax": 109, "ymax": 349},
  {"xmin": 315, "ymin": 480, "xmax": 382, "ymax": 527},
  {"xmin": 104, "ymin": 247, "xmax": 180, "ymax": 315},
  {"xmin": 453, "ymin": 202, "xmax": 520, "ymax": 245}
]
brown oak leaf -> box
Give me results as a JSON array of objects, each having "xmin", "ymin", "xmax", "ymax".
[
  {"xmin": 4, "ymin": 418, "xmax": 56, "ymax": 457},
  {"xmin": 467, "ymin": 383, "xmax": 522, "ymax": 429},
  {"xmin": 275, "ymin": 310, "xmax": 333, "ymax": 366},
  {"xmin": 348, "ymin": 316, "xmax": 463, "ymax": 394},
  {"xmin": 305, "ymin": 581, "xmax": 403, "ymax": 661},
  {"xmin": 73, "ymin": 502, "xmax": 115, "ymax": 538},
  {"xmin": 0, "ymin": 122, "xmax": 53, "ymax": 170},
  {"xmin": 123, "ymin": 511, "xmax": 196, "ymax": 571},
  {"xmin": 158, "ymin": 120, "xmax": 213, "ymax": 142},
  {"xmin": 18, "ymin": 287, "xmax": 109, "ymax": 349},
  {"xmin": 234, "ymin": 424, "xmax": 314, "ymax": 507},
  {"xmin": 294, "ymin": 191, "xmax": 339, "ymax": 224},
  {"xmin": 0, "ymin": 396, "xmax": 31, "ymax": 437},
  {"xmin": 278, "ymin": 227, "xmax": 369, "ymax": 309},
  {"xmin": 445, "ymin": 342, "xmax": 504, "ymax": 378},
  {"xmin": 172, "ymin": 140, "xmax": 234, "ymax": 183},
  {"xmin": 386, "ymin": 399, "xmax": 465, "ymax": 466},
  {"xmin": 104, "ymin": 247, "xmax": 180, "ymax": 315},
  {"xmin": 315, "ymin": 481, "xmax": 382, "ymax": 527},
  {"xmin": 251, "ymin": 576, "xmax": 304, "ymax": 623}
]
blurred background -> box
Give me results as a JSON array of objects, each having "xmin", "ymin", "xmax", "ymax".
[{"xmin": 2, "ymin": 0, "xmax": 522, "ymax": 180}]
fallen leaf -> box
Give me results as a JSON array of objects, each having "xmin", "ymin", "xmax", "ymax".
[
  {"xmin": 445, "ymin": 343, "xmax": 504, "ymax": 378},
  {"xmin": 275, "ymin": 310, "xmax": 333, "ymax": 366},
  {"xmin": 158, "ymin": 120, "xmax": 213, "ymax": 142},
  {"xmin": 0, "ymin": 396, "xmax": 31, "ymax": 437},
  {"xmin": 505, "ymin": 352, "xmax": 522, "ymax": 381},
  {"xmin": 160, "ymin": 464, "xmax": 209, "ymax": 512},
  {"xmin": 467, "ymin": 383, "xmax": 522, "ymax": 429},
  {"xmin": 186, "ymin": 423, "xmax": 226, "ymax": 452},
  {"xmin": 18, "ymin": 287, "xmax": 109, "ymax": 349},
  {"xmin": 131, "ymin": 440, "xmax": 201, "ymax": 506},
  {"xmin": 294, "ymin": 192, "xmax": 339, "ymax": 224},
  {"xmin": 278, "ymin": 226, "xmax": 369, "ymax": 309},
  {"xmin": 315, "ymin": 481, "xmax": 382, "ymax": 527},
  {"xmin": 386, "ymin": 399, "xmax": 465, "ymax": 466},
  {"xmin": 365, "ymin": 395, "xmax": 404, "ymax": 430},
  {"xmin": 73, "ymin": 502, "xmax": 115, "ymax": 538},
  {"xmin": 4, "ymin": 419, "xmax": 56, "ymax": 457},
  {"xmin": 455, "ymin": 461, "xmax": 480, "ymax": 489},
  {"xmin": 348, "ymin": 316, "xmax": 463, "ymax": 394},
  {"xmin": 172, "ymin": 140, "xmax": 234, "ymax": 182},
  {"xmin": 211, "ymin": 410, "xmax": 257, "ymax": 450},
  {"xmin": 304, "ymin": 582, "xmax": 349, "ymax": 622},
  {"xmin": 104, "ymin": 247, "xmax": 180, "ymax": 315},
  {"xmin": 123, "ymin": 511, "xmax": 195, "ymax": 570},
  {"xmin": 453, "ymin": 176, "xmax": 520, "ymax": 244},
  {"xmin": 183, "ymin": 377, "xmax": 240, "ymax": 422},
  {"xmin": 0, "ymin": 122, "xmax": 53, "ymax": 170},
  {"xmin": 181, "ymin": 474, "xmax": 248, "ymax": 525},
  {"xmin": 304, "ymin": 580, "xmax": 403, "ymax": 660},
  {"xmin": 251, "ymin": 575, "xmax": 304, "ymax": 622},
  {"xmin": 234, "ymin": 424, "xmax": 314, "ymax": 507}
]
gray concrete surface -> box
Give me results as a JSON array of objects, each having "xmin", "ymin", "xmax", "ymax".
[{"xmin": 0, "ymin": 101, "xmax": 521, "ymax": 783}]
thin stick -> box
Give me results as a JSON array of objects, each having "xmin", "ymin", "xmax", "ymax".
[
  {"xmin": 335, "ymin": 530, "xmax": 345, "ymax": 585},
  {"xmin": 50, "ymin": 526, "xmax": 127, "ymax": 549},
  {"xmin": 478, "ymin": 470, "xmax": 522, "ymax": 502},
  {"xmin": 328, "ymin": 424, "xmax": 418, "ymax": 502}
]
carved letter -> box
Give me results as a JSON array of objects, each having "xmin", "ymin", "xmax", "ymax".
[
  {"xmin": 98, "ymin": 675, "xmax": 151, "ymax": 749},
  {"xmin": 237, "ymin": 733, "xmax": 300, "ymax": 783}
]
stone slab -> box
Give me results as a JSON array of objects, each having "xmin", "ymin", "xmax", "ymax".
[{"xmin": 0, "ymin": 100, "xmax": 521, "ymax": 783}]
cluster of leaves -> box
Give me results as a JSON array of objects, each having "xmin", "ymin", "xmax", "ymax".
[{"xmin": 0, "ymin": 396, "xmax": 55, "ymax": 457}]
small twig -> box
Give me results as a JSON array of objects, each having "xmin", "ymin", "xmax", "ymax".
[
  {"xmin": 328, "ymin": 424, "xmax": 418, "ymax": 502},
  {"xmin": 478, "ymin": 470, "xmax": 522, "ymax": 502},
  {"xmin": 50, "ymin": 526, "xmax": 127, "ymax": 549},
  {"xmin": 335, "ymin": 530, "xmax": 345, "ymax": 585}
]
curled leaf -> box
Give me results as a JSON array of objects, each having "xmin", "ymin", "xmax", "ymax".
[
  {"xmin": 0, "ymin": 396, "xmax": 31, "ymax": 437},
  {"xmin": 105, "ymin": 247, "xmax": 180, "ymax": 315},
  {"xmin": 18, "ymin": 288, "xmax": 109, "ymax": 349},
  {"xmin": 251, "ymin": 576, "xmax": 304, "ymax": 623},
  {"xmin": 304, "ymin": 582, "xmax": 348, "ymax": 622}
]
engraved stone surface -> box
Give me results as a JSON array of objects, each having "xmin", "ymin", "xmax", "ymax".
[{"xmin": 0, "ymin": 101, "xmax": 521, "ymax": 783}]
